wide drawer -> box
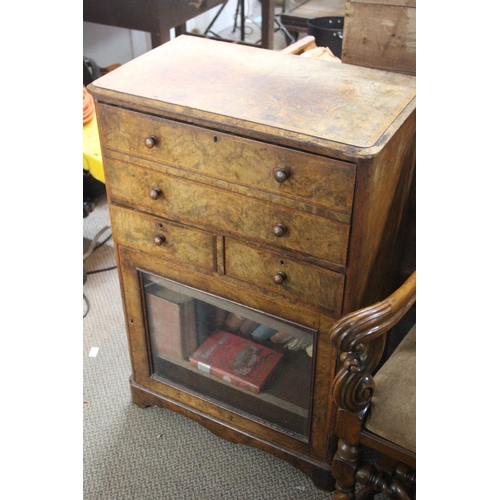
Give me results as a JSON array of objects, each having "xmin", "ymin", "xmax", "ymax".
[
  {"xmin": 97, "ymin": 105, "xmax": 356, "ymax": 215},
  {"xmin": 224, "ymin": 238, "xmax": 344, "ymax": 315},
  {"xmin": 105, "ymin": 159, "xmax": 350, "ymax": 267},
  {"xmin": 109, "ymin": 205, "xmax": 216, "ymax": 273}
]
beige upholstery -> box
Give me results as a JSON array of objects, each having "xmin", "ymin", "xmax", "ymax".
[{"xmin": 365, "ymin": 325, "xmax": 416, "ymax": 453}]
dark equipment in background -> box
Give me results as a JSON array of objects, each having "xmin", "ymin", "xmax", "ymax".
[
  {"xmin": 204, "ymin": 0, "xmax": 296, "ymax": 45},
  {"xmin": 307, "ymin": 17, "xmax": 344, "ymax": 58}
]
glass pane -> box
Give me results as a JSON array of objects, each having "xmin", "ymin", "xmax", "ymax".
[{"xmin": 142, "ymin": 272, "xmax": 316, "ymax": 439}]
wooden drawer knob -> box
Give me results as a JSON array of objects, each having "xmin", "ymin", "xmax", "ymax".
[
  {"xmin": 154, "ymin": 234, "xmax": 166, "ymax": 246},
  {"xmin": 149, "ymin": 187, "xmax": 162, "ymax": 200},
  {"xmin": 274, "ymin": 168, "xmax": 290, "ymax": 183},
  {"xmin": 273, "ymin": 271, "xmax": 287, "ymax": 285},
  {"xmin": 144, "ymin": 135, "xmax": 158, "ymax": 149},
  {"xmin": 273, "ymin": 223, "xmax": 288, "ymax": 237}
]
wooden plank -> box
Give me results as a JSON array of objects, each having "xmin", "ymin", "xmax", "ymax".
[
  {"xmin": 349, "ymin": 0, "xmax": 415, "ymax": 7},
  {"xmin": 261, "ymin": 0, "xmax": 276, "ymax": 50},
  {"xmin": 341, "ymin": 1, "xmax": 416, "ymax": 74},
  {"xmin": 286, "ymin": 0, "xmax": 346, "ymax": 19},
  {"xmin": 281, "ymin": 35, "xmax": 318, "ymax": 55}
]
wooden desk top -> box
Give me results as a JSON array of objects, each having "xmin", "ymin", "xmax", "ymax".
[{"xmin": 90, "ymin": 35, "xmax": 415, "ymax": 156}]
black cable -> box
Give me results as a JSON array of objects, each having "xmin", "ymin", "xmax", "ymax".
[
  {"xmin": 86, "ymin": 265, "xmax": 117, "ymax": 275},
  {"xmin": 83, "ymin": 225, "xmax": 111, "ymax": 261},
  {"xmin": 83, "ymin": 293, "xmax": 90, "ymax": 318},
  {"xmin": 83, "ymin": 226, "xmax": 115, "ymax": 276},
  {"xmin": 83, "ymin": 226, "xmax": 115, "ymax": 319},
  {"xmin": 93, "ymin": 233, "xmax": 113, "ymax": 251}
]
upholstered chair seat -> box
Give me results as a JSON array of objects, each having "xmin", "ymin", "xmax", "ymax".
[{"xmin": 365, "ymin": 325, "xmax": 416, "ymax": 454}]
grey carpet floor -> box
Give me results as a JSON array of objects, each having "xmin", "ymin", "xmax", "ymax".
[{"xmin": 83, "ymin": 194, "xmax": 339, "ymax": 500}]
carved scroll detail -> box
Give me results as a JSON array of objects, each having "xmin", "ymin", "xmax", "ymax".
[
  {"xmin": 330, "ymin": 272, "xmax": 416, "ymax": 414},
  {"xmin": 334, "ymin": 350, "xmax": 375, "ymax": 414}
]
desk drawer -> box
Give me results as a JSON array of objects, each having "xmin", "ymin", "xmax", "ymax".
[
  {"xmin": 224, "ymin": 238, "xmax": 344, "ymax": 315},
  {"xmin": 105, "ymin": 159, "xmax": 349, "ymax": 267},
  {"xmin": 109, "ymin": 205, "xmax": 216, "ymax": 273},
  {"xmin": 98, "ymin": 105, "xmax": 356, "ymax": 214}
]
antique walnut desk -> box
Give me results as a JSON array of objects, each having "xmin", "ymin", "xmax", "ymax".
[{"xmin": 88, "ymin": 35, "xmax": 416, "ymax": 491}]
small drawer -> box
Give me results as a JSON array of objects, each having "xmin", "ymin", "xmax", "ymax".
[
  {"xmin": 224, "ymin": 239, "xmax": 344, "ymax": 315},
  {"xmin": 109, "ymin": 205, "xmax": 216, "ymax": 273},
  {"xmin": 97, "ymin": 104, "xmax": 356, "ymax": 214},
  {"xmin": 105, "ymin": 159, "xmax": 350, "ymax": 267}
]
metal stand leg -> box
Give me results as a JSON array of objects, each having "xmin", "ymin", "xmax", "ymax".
[
  {"xmin": 201, "ymin": 0, "xmax": 275, "ymax": 48},
  {"xmin": 232, "ymin": 0, "xmax": 247, "ymax": 41},
  {"xmin": 204, "ymin": 0, "xmax": 230, "ymax": 36},
  {"xmin": 255, "ymin": 16, "xmax": 296, "ymax": 45},
  {"xmin": 240, "ymin": 0, "xmax": 245, "ymax": 41},
  {"xmin": 273, "ymin": 16, "xmax": 296, "ymax": 43}
]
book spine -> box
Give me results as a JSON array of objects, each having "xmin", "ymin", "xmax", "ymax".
[
  {"xmin": 146, "ymin": 291, "xmax": 198, "ymax": 361},
  {"xmin": 239, "ymin": 319, "xmax": 260, "ymax": 336},
  {"xmin": 180, "ymin": 299, "xmax": 198, "ymax": 358},
  {"xmin": 222, "ymin": 313, "xmax": 246, "ymax": 333},
  {"xmin": 146, "ymin": 293, "xmax": 183, "ymax": 359},
  {"xmin": 251, "ymin": 325, "xmax": 278, "ymax": 342},
  {"xmin": 195, "ymin": 300, "xmax": 217, "ymax": 345}
]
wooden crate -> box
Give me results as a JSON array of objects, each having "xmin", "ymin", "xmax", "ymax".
[{"xmin": 341, "ymin": 0, "xmax": 416, "ymax": 75}]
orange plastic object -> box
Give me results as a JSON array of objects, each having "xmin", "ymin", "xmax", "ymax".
[{"xmin": 83, "ymin": 88, "xmax": 95, "ymax": 124}]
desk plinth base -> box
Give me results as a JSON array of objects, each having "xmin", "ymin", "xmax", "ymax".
[{"xmin": 129, "ymin": 376, "xmax": 336, "ymax": 492}]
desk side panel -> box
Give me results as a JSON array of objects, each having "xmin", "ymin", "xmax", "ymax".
[{"xmin": 342, "ymin": 110, "xmax": 416, "ymax": 313}]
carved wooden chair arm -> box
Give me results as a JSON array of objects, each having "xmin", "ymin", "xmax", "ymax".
[{"xmin": 330, "ymin": 271, "xmax": 416, "ymax": 415}]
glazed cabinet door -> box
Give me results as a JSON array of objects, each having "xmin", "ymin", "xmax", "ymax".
[
  {"xmin": 143, "ymin": 271, "xmax": 316, "ymax": 438},
  {"xmin": 117, "ymin": 245, "xmax": 337, "ymax": 454}
]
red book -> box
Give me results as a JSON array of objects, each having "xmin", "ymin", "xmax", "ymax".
[{"xmin": 189, "ymin": 330, "xmax": 283, "ymax": 394}]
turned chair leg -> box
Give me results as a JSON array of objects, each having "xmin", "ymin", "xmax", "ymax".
[
  {"xmin": 356, "ymin": 486, "xmax": 377, "ymax": 499},
  {"xmin": 332, "ymin": 439, "xmax": 361, "ymax": 500},
  {"xmin": 332, "ymin": 483, "xmax": 356, "ymax": 500},
  {"xmin": 332, "ymin": 440, "xmax": 415, "ymax": 500},
  {"xmin": 356, "ymin": 464, "xmax": 413, "ymax": 500}
]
